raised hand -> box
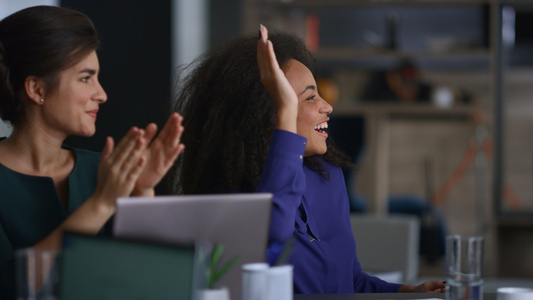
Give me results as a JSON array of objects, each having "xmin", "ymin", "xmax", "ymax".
[
  {"xmin": 133, "ymin": 112, "xmax": 185, "ymax": 196},
  {"xmin": 257, "ymin": 24, "xmax": 298, "ymax": 133}
]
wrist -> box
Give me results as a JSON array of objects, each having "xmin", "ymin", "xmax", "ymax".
[
  {"xmin": 276, "ymin": 105, "xmax": 298, "ymax": 133},
  {"xmin": 132, "ymin": 187, "xmax": 155, "ymax": 197},
  {"xmin": 88, "ymin": 194, "xmax": 116, "ymax": 218},
  {"xmin": 398, "ymin": 285, "xmax": 415, "ymax": 293}
]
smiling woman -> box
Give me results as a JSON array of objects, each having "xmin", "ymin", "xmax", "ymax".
[
  {"xmin": 172, "ymin": 25, "xmax": 447, "ymax": 294},
  {"xmin": 0, "ymin": 6, "xmax": 185, "ymax": 300}
]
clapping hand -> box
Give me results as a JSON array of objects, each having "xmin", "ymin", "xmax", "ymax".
[
  {"xmin": 93, "ymin": 127, "xmax": 148, "ymax": 209},
  {"xmin": 133, "ymin": 112, "xmax": 185, "ymax": 196}
]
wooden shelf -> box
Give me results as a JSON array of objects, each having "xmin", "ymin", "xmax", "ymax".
[
  {"xmin": 314, "ymin": 47, "xmax": 490, "ymax": 59},
  {"xmin": 497, "ymin": 215, "xmax": 533, "ymax": 227},
  {"xmin": 313, "ymin": 48, "xmax": 491, "ymax": 70},
  {"xmin": 254, "ymin": 0, "xmax": 492, "ymax": 9},
  {"xmin": 499, "ymin": 0, "xmax": 533, "ymax": 5},
  {"xmin": 331, "ymin": 103, "xmax": 483, "ymax": 117}
]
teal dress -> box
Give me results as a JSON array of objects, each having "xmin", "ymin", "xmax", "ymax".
[{"xmin": 0, "ymin": 146, "xmax": 100, "ymax": 300}]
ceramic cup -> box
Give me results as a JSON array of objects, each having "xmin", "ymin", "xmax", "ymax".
[
  {"xmin": 241, "ymin": 263, "xmax": 293, "ymax": 300},
  {"xmin": 497, "ymin": 287, "xmax": 533, "ymax": 300}
]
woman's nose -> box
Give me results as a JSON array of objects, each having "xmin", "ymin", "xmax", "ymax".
[
  {"xmin": 320, "ymin": 98, "xmax": 333, "ymax": 114},
  {"xmin": 94, "ymin": 82, "xmax": 107, "ymax": 103}
]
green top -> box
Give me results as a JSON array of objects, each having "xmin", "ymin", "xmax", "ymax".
[{"xmin": 0, "ymin": 146, "xmax": 100, "ymax": 300}]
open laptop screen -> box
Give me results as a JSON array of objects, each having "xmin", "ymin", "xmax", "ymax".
[{"xmin": 112, "ymin": 193, "xmax": 273, "ymax": 299}]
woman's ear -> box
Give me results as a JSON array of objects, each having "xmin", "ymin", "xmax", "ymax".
[{"xmin": 24, "ymin": 76, "xmax": 47, "ymax": 105}]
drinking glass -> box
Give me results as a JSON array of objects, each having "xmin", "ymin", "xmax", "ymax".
[
  {"xmin": 445, "ymin": 235, "xmax": 484, "ymax": 300},
  {"xmin": 15, "ymin": 248, "xmax": 60, "ymax": 300}
]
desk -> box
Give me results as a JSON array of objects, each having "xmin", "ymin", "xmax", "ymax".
[{"xmin": 294, "ymin": 293, "xmax": 496, "ymax": 300}]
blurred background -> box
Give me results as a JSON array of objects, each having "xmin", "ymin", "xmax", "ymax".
[{"xmin": 1, "ymin": 0, "xmax": 532, "ymax": 283}]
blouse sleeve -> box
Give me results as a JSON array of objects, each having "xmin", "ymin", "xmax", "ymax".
[
  {"xmin": 352, "ymin": 257, "xmax": 403, "ymax": 293},
  {"xmin": 256, "ymin": 130, "xmax": 307, "ymax": 263}
]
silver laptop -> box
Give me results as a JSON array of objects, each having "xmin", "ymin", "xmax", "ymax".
[{"xmin": 113, "ymin": 193, "xmax": 273, "ymax": 298}]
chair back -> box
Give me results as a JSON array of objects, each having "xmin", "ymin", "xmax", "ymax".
[{"xmin": 350, "ymin": 213, "xmax": 420, "ymax": 284}]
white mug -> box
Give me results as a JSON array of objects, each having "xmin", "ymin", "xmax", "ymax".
[
  {"xmin": 241, "ymin": 263, "xmax": 293, "ymax": 300},
  {"xmin": 242, "ymin": 263, "xmax": 269, "ymax": 300},
  {"xmin": 497, "ymin": 287, "xmax": 533, "ymax": 300}
]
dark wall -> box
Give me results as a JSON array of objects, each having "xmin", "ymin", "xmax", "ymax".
[
  {"xmin": 509, "ymin": 6, "xmax": 533, "ymax": 66},
  {"xmin": 61, "ymin": 0, "xmax": 172, "ymax": 152},
  {"xmin": 209, "ymin": 0, "xmax": 241, "ymax": 49}
]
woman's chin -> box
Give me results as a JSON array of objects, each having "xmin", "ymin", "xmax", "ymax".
[
  {"xmin": 78, "ymin": 127, "xmax": 96, "ymax": 137},
  {"xmin": 304, "ymin": 147, "xmax": 328, "ymax": 157}
]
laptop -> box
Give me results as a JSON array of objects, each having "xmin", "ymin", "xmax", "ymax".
[
  {"xmin": 59, "ymin": 232, "xmax": 203, "ymax": 300},
  {"xmin": 112, "ymin": 193, "xmax": 273, "ymax": 299}
]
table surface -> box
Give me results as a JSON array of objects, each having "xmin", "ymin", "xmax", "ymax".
[{"xmin": 294, "ymin": 293, "xmax": 496, "ymax": 300}]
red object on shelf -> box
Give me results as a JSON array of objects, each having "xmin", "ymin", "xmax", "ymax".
[{"xmin": 305, "ymin": 14, "xmax": 319, "ymax": 52}]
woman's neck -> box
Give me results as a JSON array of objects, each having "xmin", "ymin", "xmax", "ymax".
[{"xmin": 0, "ymin": 123, "xmax": 70, "ymax": 176}]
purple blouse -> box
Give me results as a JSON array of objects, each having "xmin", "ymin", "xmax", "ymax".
[{"xmin": 257, "ymin": 129, "xmax": 402, "ymax": 294}]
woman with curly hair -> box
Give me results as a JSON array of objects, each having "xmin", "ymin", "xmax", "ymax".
[{"xmin": 174, "ymin": 25, "xmax": 445, "ymax": 294}]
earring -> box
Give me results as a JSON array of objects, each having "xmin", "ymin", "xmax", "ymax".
[{"xmin": 40, "ymin": 98, "xmax": 44, "ymax": 103}]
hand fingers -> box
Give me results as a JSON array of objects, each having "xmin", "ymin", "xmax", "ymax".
[
  {"xmin": 167, "ymin": 143, "xmax": 185, "ymax": 165},
  {"xmin": 168, "ymin": 113, "xmax": 185, "ymax": 149},
  {"xmin": 258, "ymin": 25, "xmax": 274, "ymax": 81},
  {"xmin": 176, "ymin": 144, "xmax": 185, "ymax": 156},
  {"xmin": 107, "ymin": 127, "xmax": 145, "ymax": 168},
  {"xmin": 427, "ymin": 281, "xmax": 446, "ymax": 293},
  {"xmin": 265, "ymin": 39, "xmax": 280, "ymax": 75},
  {"xmin": 257, "ymin": 24, "xmax": 268, "ymax": 73},
  {"xmin": 259, "ymin": 25, "xmax": 281, "ymax": 76},
  {"xmin": 143, "ymin": 123, "xmax": 158, "ymax": 145},
  {"xmin": 260, "ymin": 23, "xmax": 267, "ymax": 44},
  {"xmin": 157, "ymin": 113, "xmax": 182, "ymax": 145},
  {"xmin": 156, "ymin": 113, "xmax": 185, "ymax": 154},
  {"xmin": 155, "ymin": 114, "xmax": 185, "ymax": 167},
  {"xmin": 157, "ymin": 114, "xmax": 185, "ymax": 162},
  {"xmin": 113, "ymin": 130, "xmax": 147, "ymax": 174},
  {"xmin": 126, "ymin": 154, "xmax": 147, "ymax": 183},
  {"xmin": 149, "ymin": 143, "xmax": 185, "ymax": 181},
  {"xmin": 113, "ymin": 127, "xmax": 140, "ymax": 153},
  {"xmin": 94, "ymin": 130, "xmax": 147, "ymax": 203},
  {"xmin": 101, "ymin": 136, "xmax": 114, "ymax": 161}
]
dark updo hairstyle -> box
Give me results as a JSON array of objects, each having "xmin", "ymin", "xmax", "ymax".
[
  {"xmin": 174, "ymin": 29, "xmax": 351, "ymax": 195},
  {"xmin": 0, "ymin": 5, "xmax": 99, "ymax": 125}
]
